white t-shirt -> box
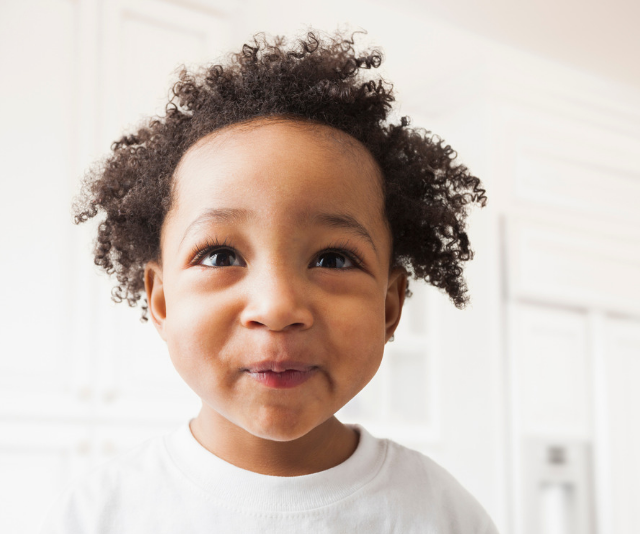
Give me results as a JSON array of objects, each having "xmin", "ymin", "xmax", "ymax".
[{"xmin": 39, "ymin": 420, "xmax": 499, "ymax": 533}]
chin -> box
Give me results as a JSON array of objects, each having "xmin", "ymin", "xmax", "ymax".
[{"xmin": 245, "ymin": 409, "xmax": 318, "ymax": 442}]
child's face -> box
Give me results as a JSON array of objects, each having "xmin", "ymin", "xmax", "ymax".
[{"xmin": 145, "ymin": 118, "xmax": 406, "ymax": 442}]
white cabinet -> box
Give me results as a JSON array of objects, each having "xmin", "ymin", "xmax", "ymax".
[
  {"xmin": 0, "ymin": 0, "xmax": 78, "ymax": 422},
  {"xmin": 600, "ymin": 317, "xmax": 640, "ymax": 534},
  {"xmin": 0, "ymin": 1, "xmax": 235, "ymax": 532},
  {"xmin": 493, "ymin": 79, "xmax": 640, "ymax": 534}
]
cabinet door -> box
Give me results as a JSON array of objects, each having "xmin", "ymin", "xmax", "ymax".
[
  {"xmin": 509, "ymin": 303, "xmax": 595, "ymax": 534},
  {"xmin": 510, "ymin": 303, "xmax": 591, "ymax": 438},
  {"xmin": 602, "ymin": 317, "xmax": 640, "ymax": 534},
  {"xmin": 0, "ymin": 0, "xmax": 80, "ymax": 417}
]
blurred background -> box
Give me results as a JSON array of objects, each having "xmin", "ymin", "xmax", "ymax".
[{"xmin": 1, "ymin": 0, "xmax": 639, "ymax": 533}]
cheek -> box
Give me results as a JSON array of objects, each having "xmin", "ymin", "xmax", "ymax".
[
  {"xmin": 325, "ymin": 293, "xmax": 386, "ymax": 380},
  {"xmin": 164, "ymin": 291, "xmax": 236, "ymax": 378},
  {"xmin": 332, "ymin": 283, "xmax": 385, "ymax": 336}
]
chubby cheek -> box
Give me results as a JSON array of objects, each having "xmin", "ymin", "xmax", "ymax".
[
  {"xmin": 163, "ymin": 291, "xmax": 237, "ymax": 390},
  {"xmin": 325, "ymin": 293, "xmax": 386, "ymax": 397}
]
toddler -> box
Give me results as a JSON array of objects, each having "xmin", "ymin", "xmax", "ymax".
[{"xmin": 40, "ymin": 27, "xmax": 497, "ymax": 533}]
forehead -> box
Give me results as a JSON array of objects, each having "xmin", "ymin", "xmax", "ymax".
[{"xmin": 170, "ymin": 119, "xmax": 385, "ymax": 226}]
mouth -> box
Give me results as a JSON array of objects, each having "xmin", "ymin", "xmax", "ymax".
[
  {"xmin": 243, "ymin": 361, "xmax": 319, "ymax": 389},
  {"xmin": 243, "ymin": 360, "xmax": 317, "ymax": 373}
]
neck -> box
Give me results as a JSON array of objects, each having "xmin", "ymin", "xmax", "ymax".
[{"xmin": 189, "ymin": 405, "xmax": 359, "ymax": 476}]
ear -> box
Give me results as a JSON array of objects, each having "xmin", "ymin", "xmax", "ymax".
[
  {"xmin": 384, "ymin": 267, "xmax": 407, "ymax": 344},
  {"xmin": 144, "ymin": 260, "xmax": 167, "ymax": 341}
]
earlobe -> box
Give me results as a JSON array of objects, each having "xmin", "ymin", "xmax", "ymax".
[
  {"xmin": 384, "ymin": 268, "xmax": 407, "ymax": 344},
  {"xmin": 144, "ymin": 261, "xmax": 167, "ymax": 340}
]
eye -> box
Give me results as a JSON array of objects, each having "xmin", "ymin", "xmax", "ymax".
[
  {"xmin": 199, "ymin": 247, "xmax": 244, "ymax": 267},
  {"xmin": 189, "ymin": 237, "xmax": 246, "ymax": 268},
  {"xmin": 314, "ymin": 251, "xmax": 353, "ymax": 269},
  {"xmin": 313, "ymin": 249, "xmax": 362, "ymax": 270}
]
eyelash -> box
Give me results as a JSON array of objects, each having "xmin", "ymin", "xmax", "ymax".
[
  {"xmin": 189, "ymin": 236, "xmax": 235, "ymax": 266},
  {"xmin": 188, "ymin": 237, "xmax": 365, "ymax": 270}
]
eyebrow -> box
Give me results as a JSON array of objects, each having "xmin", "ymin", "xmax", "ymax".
[
  {"xmin": 179, "ymin": 207, "xmax": 377, "ymax": 254},
  {"xmin": 310, "ymin": 212, "xmax": 377, "ymax": 254}
]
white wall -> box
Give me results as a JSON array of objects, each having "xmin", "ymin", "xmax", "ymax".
[{"xmin": 1, "ymin": 1, "xmax": 639, "ymax": 533}]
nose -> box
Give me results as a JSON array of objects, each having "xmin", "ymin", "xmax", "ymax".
[{"xmin": 239, "ymin": 265, "xmax": 314, "ymax": 332}]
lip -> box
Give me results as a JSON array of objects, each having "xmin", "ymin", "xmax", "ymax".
[
  {"xmin": 243, "ymin": 360, "xmax": 319, "ymax": 389},
  {"xmin": 244, "ymin": 360, "xmax": 317, "ymax": 373}
]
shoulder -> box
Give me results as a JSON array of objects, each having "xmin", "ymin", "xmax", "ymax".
[
  {"xmin": 76, "ymin": 433, "xmax": 169, "ymax": 494},
  {"xmin": 372, "ymin": 434, "xmax": 499, "ymax": 533},
  {"xmin": 39, "ymin": 433, "xmax": 170, "ymax": 534}
]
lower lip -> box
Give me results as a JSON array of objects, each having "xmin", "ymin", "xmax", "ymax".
[{"xmin": 246, "ymin": 368, "xmax": 318, "ymax": 389}]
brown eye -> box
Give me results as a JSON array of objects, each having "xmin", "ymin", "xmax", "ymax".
[
  {"xmin": 314, "ymin": 251, "xmax": 355, "ymax": 269},
  {"xmin": 200, "ymin": 248, "xmax": 243, "ymax": 267}
]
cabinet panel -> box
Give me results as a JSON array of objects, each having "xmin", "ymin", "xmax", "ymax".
[
  {"xmin": 100, "ymin": 0, "xmax": 232, "ymax": 146},
  {"xmin": 509, "ymin": 112, "xmax": 640, "ymax": 226},
  {"xmin": 515, "ymin": 143, "xmax": 640, "ymax": 226},
  {"xmin": 511, "ymin": 303, "xmax": 591, "ymax": 438},
  {"xmin": 603, "ymin": 317, "xmax": 640, "ymax": 534},
  {"xmin": 0, "ymin": 0, "xmax": 76, "ymax": 395},
  {"xmin": 506, "ymin": 216, "xmax": 640, "ymax": 316}
]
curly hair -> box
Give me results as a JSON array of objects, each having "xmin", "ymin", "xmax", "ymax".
[{"xmin": 73, "ymin": 27, "xmax": 487, "ymax": 322}]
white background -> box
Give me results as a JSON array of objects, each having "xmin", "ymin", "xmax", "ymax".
[{"xmin": 0, "ymin": 1, "xmax": 639, "ymax": 533}]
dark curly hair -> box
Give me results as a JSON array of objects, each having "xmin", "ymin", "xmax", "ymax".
[{"xmin": 73, "ymin": 27, "xmax": 487, "ymax": 322}]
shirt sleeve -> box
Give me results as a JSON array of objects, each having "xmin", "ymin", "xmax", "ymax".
[
  {"xmin": 38, "ymin": 487, "xmax": 88, "ymax": 534},
  {"xmin": 38, "ymin": 472, "xmax": 114, "ymax": 534}
]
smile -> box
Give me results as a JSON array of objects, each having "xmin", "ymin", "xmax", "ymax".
[{"xmin": 245, "ymin": 368, "xmax": 318, "ymax": 389}]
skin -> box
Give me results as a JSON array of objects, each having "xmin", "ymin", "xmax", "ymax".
[{"xmin": 144, "ymin": 117, "xmax": 407, "ymax": 476}]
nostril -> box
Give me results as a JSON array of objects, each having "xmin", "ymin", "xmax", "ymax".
[
  {"xmin": 245, "ymin": 320, "xmax": 308, "ymax": 331},
  {"xmin": 240, "ymin": 299, "xmax": 314, "ymax": 331}
]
